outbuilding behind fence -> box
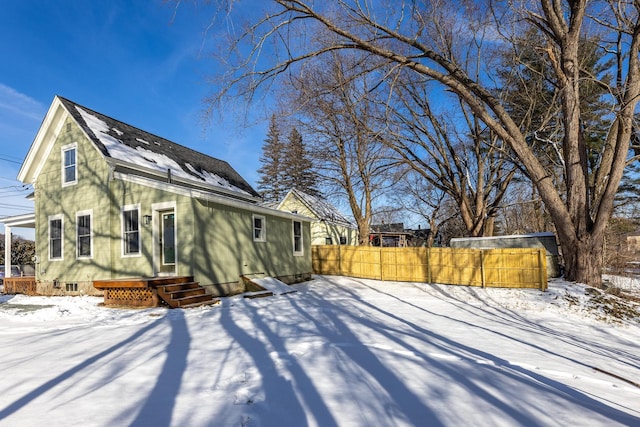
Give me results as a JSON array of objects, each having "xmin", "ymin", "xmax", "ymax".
[
  {"xmin": 450, "ymin": 232, "xmax": 560, "ymax": 278},
  {"xmin": 312, "ymin": 246, "xmax": 548, "ymax": 290}
]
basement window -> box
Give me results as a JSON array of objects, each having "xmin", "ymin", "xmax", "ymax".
[{"xmin": 66, "ymin": 283, "xmax": 78, "ymax": 292}]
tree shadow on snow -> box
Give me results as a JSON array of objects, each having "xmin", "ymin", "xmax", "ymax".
[
  {"xmin": 129, "ymin": 310, "xmax": 190, "ymax": 427},
  {"xmin": 315, "ymin": 277, "xmax": 640, "ymax": 425},
  {"xmin": 0, "ymin": 316, "xmax": 166, "ymax": 420},
  {"xmin": 218, "ymin": 301, "xmax": 336, "ymax": 427}
]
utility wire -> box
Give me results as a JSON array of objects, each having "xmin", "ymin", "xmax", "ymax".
[{"xmin": 0, "ymin": 156, "xmax": 21, "ymax": 164}]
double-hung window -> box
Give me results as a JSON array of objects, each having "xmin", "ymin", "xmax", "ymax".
[
  {"xmin": 253, "ymin": 215, "xmax": 266, "ymax": 242},
  {"xmin": 49, "ymin": 215, "xmax": 63, "ymax": 260},
  {"xmin": 122, "ymin": 205, "xmax": 140, "ymax": 256},
  {"xmin": 293, "ymin": 220, "xmax": 303, "ymax": 255},
  {"xmin": 62, "ymin": 143, "xmax": 77, "ymax": 186},
  {"xmin": 76, "ymin": 210, "xmax": 92, "ymax": 258}
]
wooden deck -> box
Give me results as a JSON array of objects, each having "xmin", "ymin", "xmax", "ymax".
[
  {"xmin": 93, "ymin": 276, "xmax": 219, "ymax": 308},
  {"xmin": 3, "ymin": 277, "xmax": 37, "ymax": 295}
]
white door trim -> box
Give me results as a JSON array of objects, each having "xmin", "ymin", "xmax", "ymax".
[{"xmin": 151, "ymin": 201, "xmax": 177, "ymax": 276}]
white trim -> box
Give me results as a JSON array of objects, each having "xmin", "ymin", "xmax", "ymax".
[
  {"xmin": 18, "ymin": 97, "xmax": 69, "ymax": 184},
  {"xmin": 107, "ymin": 157, "xmax": 262, "ymax": 203},
  {"xmin": 61, "ymin": 142, "xmax": 78, "ymax": 187},
  {"xmin": 121, "ymin": 204, "xmax": 142, "ymax": 257},
  {"xmin": 278, "ymin": 188, "xmax": 357, "ymax": 229},
  {"xmin": 114, "ymin": 171, "xmax": 312, "ymax": 223},
  {"xmin": 0, "ymin": 212, "xmax": 35, "ymax": 228},
  {"xmin": 4, "ymin": 227, "xmax": 12, "ymax": 278},
  {"xmin": 151, "ymin": 201, "xmax": 177, "ymax": 276},
  {"xmin": 76, "ymin": 209, "xmax": 93, "ymax": 259},
  {"xmin": 48, "ymin": 214, "xmax": 64, "ymax": 261},
  {"xmin": 293, "ymin": 220, "xmax": 304, "ymax": 256},
  {"xmin": 253, "ymin": 214, "xmax": 266, "ymax": 242}
]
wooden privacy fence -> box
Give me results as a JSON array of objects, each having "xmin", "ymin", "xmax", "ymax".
[{"xmin": 312, "ymin": 246, "xmax": 548, "ymax": 290}]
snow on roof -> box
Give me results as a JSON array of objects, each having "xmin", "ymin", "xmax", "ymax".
[
  {"xmin": 288, "ymin": 188, "xmax": 355, "ymax": 227},
  {"xmin": 59, "ymin": 97, "xmax": 260, "ymax": 199}
]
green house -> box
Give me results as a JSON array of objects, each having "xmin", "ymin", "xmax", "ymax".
[
  {"xmin": 12, "ymin": 96, "xmax": 312, "ymax": 298},
  {"xmin": 276, "ymin": 188, "xmax": 358, "ymax": 246}
]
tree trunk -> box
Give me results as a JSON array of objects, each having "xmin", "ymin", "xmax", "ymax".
[
  {"xmin": 561, "ymin": 234, "xmax": 604, "ymax": 286},
  {"xmin": 356, "ymin": 218, "xmax": 370, "ymax": 246}
]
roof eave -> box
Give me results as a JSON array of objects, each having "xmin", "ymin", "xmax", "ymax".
[
  {"xmin": 108, "ymin": 158, "xmax": 262, "ymax": 204},
  {"xmin": 17, "ymin": 96, "xmax": 68, "ymax": 184}
]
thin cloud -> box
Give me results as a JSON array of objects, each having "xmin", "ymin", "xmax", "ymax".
[{"xmin": 0, "ymin": 84, "xmax": 46, "ymax": 122}]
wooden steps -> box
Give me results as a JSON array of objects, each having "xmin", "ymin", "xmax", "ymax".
[
  {"xmin": 151, "ymin": 278, "xmax": 219, "ymax": 309},
  {"xmin": 94, "ymin": 276, "xmax": 219, "ymax": 309}
]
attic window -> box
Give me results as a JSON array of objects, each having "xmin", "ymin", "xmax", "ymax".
[{"xmin": 61, "ymin": 143, "xmax": 77, "ymax": 186}]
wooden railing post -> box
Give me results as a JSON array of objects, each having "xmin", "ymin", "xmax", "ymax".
[
  {"xmin": 539, "ymin": 249, "xmax": 547, "ymax": 291},
  {"xmin": 480, "ymin": 250, "xmax": 486, "ymax": 288},
  {"xmin": 380, "ymin": 247, "xmax": 384, "ymax": 281},
  {"xmin": 427, "ymin": 247, "xmax": 432, "ymax": 285}
]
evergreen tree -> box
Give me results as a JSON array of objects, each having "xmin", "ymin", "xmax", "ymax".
[
  {"xmin": 256, "ymin": 115, "xmax": 286, "ymax": 202},
  {"xmin": 282, "ymin": 127, "xmax": 320, "ymax": 197}
]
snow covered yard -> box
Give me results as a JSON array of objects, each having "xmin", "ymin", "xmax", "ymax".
[{"xmin": 0, "ymin": 276, "xmax": 638, "ymax": 427}]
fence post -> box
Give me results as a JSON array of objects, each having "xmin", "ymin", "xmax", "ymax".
[
  {"xmin": 480, "ymin": 250, "xmax": 486, "ymax": 288},
  {"xmin": 538, "ymin": 249, "xmax": 547, "ymax": 291},
  {"xmin": 427, "ymin": 247, "xmax": 432, "ymax": 285},
  {"xmin": 338, "ymin": 244, "xmax": 343, "ymax": 276},
  {"xmin": 380, "ymin": 247, "xmax": 384, "ymax": 281}
]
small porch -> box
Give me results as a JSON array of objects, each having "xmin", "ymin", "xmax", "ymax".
[
  {"xmin": 1, "ymin": 213, "xmax": 36, "ymax": 294},
  {"xmin": 93, "ymin": 276, "xmax": 220, "ymax": 309}
]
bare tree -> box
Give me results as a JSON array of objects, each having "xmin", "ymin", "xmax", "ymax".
[
  {"xmin": 196, "ymin": 0, "xmax": 640, "ymax": 286},
  {"xmin": 387, "ymin": 74, "xmax": 517, "ymax": 237},
  {"xmin": 392, "ymin": 170, "xmax": 461, "ymax": 247},
  {"xmin": 290, "ymin": 52, "xmax": 397, "ymax": 244}
]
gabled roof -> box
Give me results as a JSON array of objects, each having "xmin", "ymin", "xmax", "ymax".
[
  {"xmin": 18, "ymin": 96, "xmax": 261, "ymax": 201},
  {"xmin": 278, "ymin": 188, "xmax": 356, "ymax": 228}
]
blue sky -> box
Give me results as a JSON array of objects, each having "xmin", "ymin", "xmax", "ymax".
[{"xmin": 0, "ymin": 1, "xmax": 271, "ymax": 237}]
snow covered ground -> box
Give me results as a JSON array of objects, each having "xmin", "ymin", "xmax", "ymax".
[{"xmin": 0, "ymin": 275, "xmax": 638, "ymax": 427}]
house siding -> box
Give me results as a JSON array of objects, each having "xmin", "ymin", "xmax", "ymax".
[
  {"xmin": 32, "ymin": 115, "xmax": 311, "ymax": 295},
  {"xmin": 279, "ymin": 193, "xmax": 357, "ymax": 245},
  {"xmin": 35, "ymin": 116, "xmax": 112, "ymax": 294},
  {"xmin": 192, "ymin": 199, "xmax": 311, "ymax": 285}
]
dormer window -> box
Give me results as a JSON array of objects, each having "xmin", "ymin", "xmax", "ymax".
[{"xmin": 62, "ymin": 143, "xmax": 77, "ymax": 186}]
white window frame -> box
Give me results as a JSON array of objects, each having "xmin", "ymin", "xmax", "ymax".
[
  {"xmin": 121, "ymin": 204, "xmax": 141, "ymax": 257},
  {"xmin": 61, "ymin": 143, "xmax": 77, "ymax": 187},
  {"xmin": 253, "ymin": 214, "xmax": 266, "ymax": 242},
  {"xmin": 48, "ymin": 214, "xmax": 64, "ymax": 261},
  {"xmin": 76, "ymin": 209, "xmax": 93, "ymax": 259},
  {"xmin": 293, "ymin": 220, "xmax": 303, "ymax": 256}
]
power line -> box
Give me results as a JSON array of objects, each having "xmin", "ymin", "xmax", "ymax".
[
  {"xmin": 0, "ymin": 176, "xmax": 21, "ymax": 182},
  {"xmin": 0, "ymin": 156, "xmax": 21, "ymax": 165},
  {"xmin": 0, "ymin": 152, "xmax": 23, "ymax": 160},
  {"xmin": 0, "ymin": 206, "xmax": 33, "ymax": 213}
]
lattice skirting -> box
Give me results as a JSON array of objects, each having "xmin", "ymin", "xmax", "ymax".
[
  {"xmin": 104, "ymin": 288, "xmax": 158, "ymax": 307},
  {"xmin": 4, "ymin": 278, "xmax": 37, "ymax": 295}
]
